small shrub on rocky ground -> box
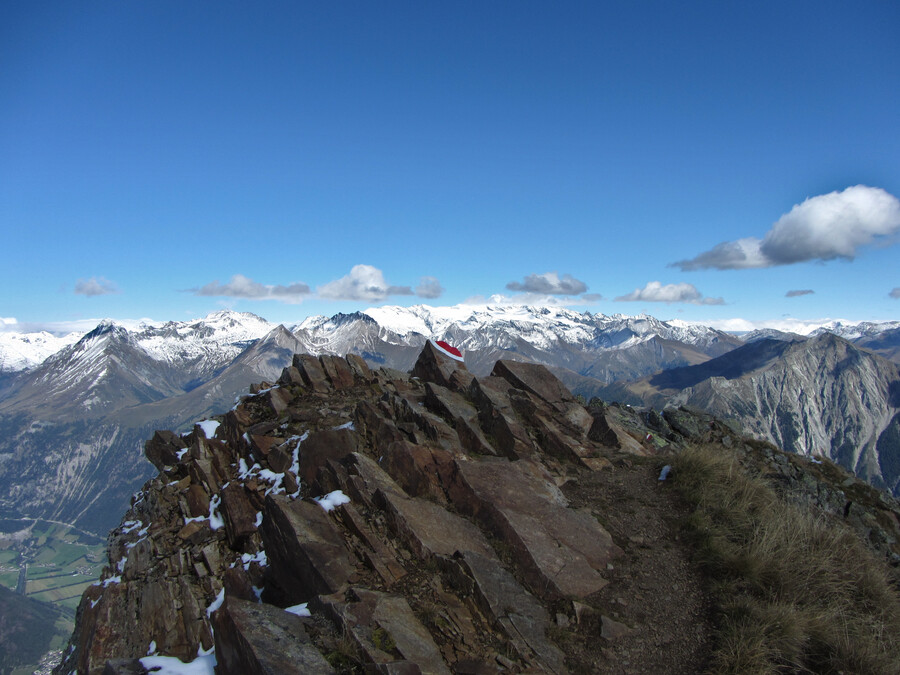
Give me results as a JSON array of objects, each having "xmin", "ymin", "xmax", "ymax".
[{"xmin": 671, "ymin": 444, "xmax": 900, "ymax": 674}]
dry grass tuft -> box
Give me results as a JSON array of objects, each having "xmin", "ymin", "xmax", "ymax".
[{"xmin": 672, "ymin": 444, "xmax": 900, "ymax": 674}]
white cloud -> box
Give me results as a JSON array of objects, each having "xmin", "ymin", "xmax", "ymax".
[
  {"xmin": 0, "ymin": 317, "xmax": 18, "ymax": 330},
  {"xmin": 415, "ymin": 276, "xmax": 444, "ymax": 299},
  {"xmin": 192, "ymin": 267, "xmax": 442, "ymax": 304},
  {"xmin": 192, "ymin": 274, "xmax": 310, "ymax": 303},
  {"xmin": 581, "ymin": 293, "xmax": 605, "ymax": 302},
  {"xmin": 74, "ymin": 277, "xmax": 119, "ymax": 297},
  {"xmin": 317, "ymin": 265, "xmax": 413, "ymax": 302},
  {"xmin": 786, "ymin": 289, "xmax": 814, "ymax": 297},
  {"xmin": 461, "ymin": 293, "xmax": 581, "ymax": 307},
  {"xmin": 672, "ymin": 238, "xmax": 770, "ymax": 271},
  {"xmin": 506, "ymin": 272, "xmax": 588, "ymax": 295},
  {"xmin": 686, "ymin": 316, "xmax": 859, "ymax": 335},
  {"xmin": 890, "ymin": 288, "xmax": 900, "ymax": 299},
  {"xmin": 615, "ymin": 281, "xmax": 724, "ymax": 305},
  {"xmin": 673, "ymin": 185, "xmax": 900, "ymax": 270}
]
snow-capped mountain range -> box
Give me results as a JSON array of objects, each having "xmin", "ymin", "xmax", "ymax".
[
  {"xmin": 4, "ymin": 306, "xmax": 898, "ymax": 378},
  {"xmin": 0, "ymin": 329, "xmax": 81, "ymax": 373},
  {"xmin": 1, "ymin": 309, "xmax": 272, "ymax": 374},
  {"xmin": 0, "ymin": 305, "xmax": 898, "ymax": 535}
]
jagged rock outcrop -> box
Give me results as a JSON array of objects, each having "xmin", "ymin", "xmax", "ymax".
[{"xmin": 55, "ymin": 344, "xmax": 900, "ymax": 674}]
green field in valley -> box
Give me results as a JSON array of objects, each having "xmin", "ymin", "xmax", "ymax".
[{"xmin": 0, "ymin": 519, "xmax": 107, "ymax": 673}]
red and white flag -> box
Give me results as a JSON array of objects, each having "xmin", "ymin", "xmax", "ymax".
[{"xmin": 431, "ymin": 339, "xmax": 464, "ymax": 362}]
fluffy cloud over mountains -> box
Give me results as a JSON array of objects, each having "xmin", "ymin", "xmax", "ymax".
[
  {"xmin": 318, "ymin": 265, "xmax": 415, "ymax": 301},
  {"xmin": 506, "ymin": 272, "xmax": 588, "ymax": 295},
  {"xmin": 190, "ymin": 266, "xmax": 443, "ymax": 304},
  {"xmin": 673, "ymin": 186, "xmax": 900, "ymax": 271},
  {"xmin": 75, "ymin": 277, "xmax": 119, "ymax": 297},
  {"xmin": 192, "ymin": 274, "xmax": 311, "ymax": 302},
  {"xmin": 615, "ymin": 281, "xmax": 724, "ymax": 305}
]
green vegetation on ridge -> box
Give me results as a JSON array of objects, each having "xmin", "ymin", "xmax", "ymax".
[{"xmin": 671, "ymin": 444, "xmax": 900, "ymax": 674}]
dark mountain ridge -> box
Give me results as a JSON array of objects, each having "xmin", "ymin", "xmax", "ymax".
[{"xmin": 648, "ymin": 337, "xmax": 799, "ymax": 390}]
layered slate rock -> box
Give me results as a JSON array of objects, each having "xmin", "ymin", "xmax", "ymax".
[
  {"xmin": 491, "ymin": 359, "xmax": 593, "ymax": 436},
  {"xmin": 57, "ymin": 348, "xmax": 686, "ymax": 675},
  {"xmin": 319, "ymin": 588, "xmax": 451, "ymax": 675},
  {"xmin": 260, "ymin": 495, "xmax": 355, "ymax": 602},
  {"xmin": 212, "ymin": 597, "xmax": 335, "ymax": 674},
  {"xmin": 447, "ymin": 457, "xmax": 622, "ymax": 600},
  {"xmin": 442, "ymin": 550, "xmax": 566, "ymax": 674}
]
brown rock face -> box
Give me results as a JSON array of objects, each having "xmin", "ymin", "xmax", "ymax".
[
  {"xmin": 144, "ymin": 430, "xmax": 187, "ymax": 471},
  {"xmin": 260, "ymin": 495, "xmax": 355, "ymax": 602},
  {"xmin": 219, "ymin": 483, "xmax": 260, "ymax": 549},
  {"xmin": 319, "ymin": 588, "xmax": 451, "ymax": 675},
  {"xmin": 293, "ymin": 353, "xmax": 332, "ymax": 392},
  {"xmin": 212, "ymin": 597, "xmax": 335, "ymax": 674},
  {"xmin": 447, "ymin": 457, "xmax": 621, "ymax": 600},
  {"xmin": 57, "ymin": 347, "xmax": 706, "ymax": 675}
]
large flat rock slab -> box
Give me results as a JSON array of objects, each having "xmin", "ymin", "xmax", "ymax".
[
  {"xmin": 320, "ymin": 588, "xmax": 452, "ymax": 675},
  {"xmin": 448, "ymin": 457, "xmax": 621, "ymax": 600},
  {"xmin": 297, "ymin": 428, "xmax": 360, "ymax": 484},
  {"xmin": 442, "ymin": 551, "xmax": 567, "ymax": 674},
  {"xmin": 468, "ymin": 377, "xmax": 535, "ymax": 458},
  {"xmin": 260, "ymin": 495, "xmax": 355, "ymax": 603},
  {"xmin": 381, "ymin": 490, "xmax": 497, "ymax": 562},
  {"xmin": 293, "ymin": 354, "xmax": 332, "ymax": 393},
  {"xmin": 212, "ymin": 597, "xmax": 334, "ymax": 674},
  {"xmin": 424, "ymin": 382, "xmax": 497, "ymax": 456},
  {"xmin": 491, "ymin": 359, "xmax": 576, "ymax": 412}
]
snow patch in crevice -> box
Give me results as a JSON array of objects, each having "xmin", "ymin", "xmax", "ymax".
[
  {"xmin": 92, "ymin": 575, "xmax": 121, "ymax": 588},
  {"xmin": 205, "ymin": 588, "xmax": 225, "ymax": 618},
  {"xmin": 183, "ymin": 494, "xmax": 223, "ymax": 531},
  {"xmin": 196, "ymin": 420, "xmax": 220, "ymax": 439},
  {"xmin": 140, "ymin": 651, "xmax": 216, "ymax": 675},
  {"xmin": 258, "ymin": 469, "xmax": 285, "ymax": 496},
  {"xmin": 314, "ymin": 490, "xmax": 351, "ymax": 512},
  {"xmin": 208, "ymin": 494, "xmax": 224, "ymax": 530},
  {"xmin": 240, "ymin": 550, "xmax": 267, "ymax": 570},
  {"xmin": 285, "ymin": 602, "xmax": 311, "ymax": 617}
]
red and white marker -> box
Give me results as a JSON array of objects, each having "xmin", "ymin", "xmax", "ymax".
[{"xmin": 431, "ymin": 339, "xmax": 465, "ymax": 362}]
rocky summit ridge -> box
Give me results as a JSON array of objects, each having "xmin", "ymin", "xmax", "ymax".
[{"xmin": 55, "ymin": 343, "xmax": 900, "ymax": 674}]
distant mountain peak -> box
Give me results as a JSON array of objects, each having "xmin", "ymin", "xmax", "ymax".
[
  {"xmin": 202, "ymin": 308, "xmax": 268, "ymax": 323},
  {"xmin": 78, "ymin": 320, "xmax": 130, "ymax": 343}
]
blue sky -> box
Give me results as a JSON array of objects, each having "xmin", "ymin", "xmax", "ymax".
[{"xmin": 2, "ymin": 1, "xmax": 899, "ymax": 333}]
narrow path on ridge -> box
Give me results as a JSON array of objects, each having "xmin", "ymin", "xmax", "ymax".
[{"xmin": 560, "ymin": 450, "xmax": 713, "ymax": 674}]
